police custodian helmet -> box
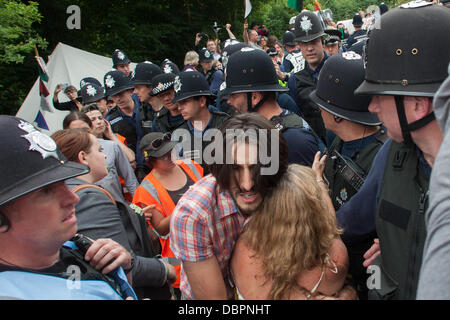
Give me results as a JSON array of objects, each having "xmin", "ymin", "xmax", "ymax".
[
  {"xmin": 310, "ymin": 51, "xmax": 380, "ymax": 126},
  {"xmin": 355, "ymin": 2, "xmax": 450, "ymax": 97},
  {"xmin": 103, "ymin": 70, "xmax": 134, "ymax": 97},
  {"xmin": 131, "ymin": 61, "xmax": 162, "ymax": 86},
  {"xmin": 0, "ymin": 116, "xmax": 88, "ymax": 207},
  {"xmin": 293, "ymin": 10, "xmax": 326, "ymax": 43},
  {"xmin": 355, "ymin": 1, "xmax": 450, "ymax": 144},
  {"xmin": 221, "ymin": 47, "xmax": 288, "ymax": 97},
  {"xmin": 172, "ymin": 71, "xmax": 213, "ymax": 103},
  {"xmin": 112, "ymin": 49, "xmax": 131, "ymax": 68}
]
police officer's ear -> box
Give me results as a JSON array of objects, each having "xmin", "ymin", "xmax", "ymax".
[
  {"xmin": 404, "ymin": 96, "xmax": 433, "ymax": 121},
  {"xmin": 0, "ymin": 212, "xmax": 10, "ymax": 233},
  {"xmin": 251, "ymin": 92, "xmax": 265, "ymax": 107},
  {"xmin": 334, "ymin": 115, "xmax": 343, "ymax": 123}
]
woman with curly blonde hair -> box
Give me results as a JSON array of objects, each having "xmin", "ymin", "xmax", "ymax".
[{"xmin": 230, "ymin": 163, "xmax": 355, "ymax": 300}]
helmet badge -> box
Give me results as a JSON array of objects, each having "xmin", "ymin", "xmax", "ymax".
[
  {"xmin": 300, "ymin": 16, "xmax": 313, "ymax": 33},
  {"xmin": 18, "ymin": 120, "xmax": 59, "ymax": 160},
  {"xmin": 174, "ymin": 76, "xmax": 182, "ymax": 93},
  {"xmin": 105, "ymin": 75, "xmax": 116, "ymax": 88},
  {"xmin": 117, "ymin": 51, "xmax": 125, "ymax": 60},
  {"xmin": 86, "ymin": 85, "xmax": 97, "ymax": 96}
]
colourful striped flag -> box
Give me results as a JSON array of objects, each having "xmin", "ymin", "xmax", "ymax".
[{"xmin": 34, "ymin": 55, "xmax": 52, "ymax": 112}]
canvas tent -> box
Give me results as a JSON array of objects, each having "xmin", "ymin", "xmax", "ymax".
[{"xmin": 16, "ymin": 42, "xmax": 135, "ymax": 134}]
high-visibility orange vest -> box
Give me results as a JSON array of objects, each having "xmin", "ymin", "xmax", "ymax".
[{"xmin": 132, "ymin": 159, "xmax": 203, "ymax": 288}]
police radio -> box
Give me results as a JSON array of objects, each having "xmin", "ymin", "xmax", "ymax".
[{"xmin": 324, "ymin": 149, "xmax": 366, "ymax": 210}]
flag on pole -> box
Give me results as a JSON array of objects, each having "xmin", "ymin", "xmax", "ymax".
[
  {"xmin": 34, "ymin": 54, "xmax": 52, "ymax": 112},
  {"xmin": 244, "ymin": 0, "xmax": 252, "ymax": 19},
  {"xmin": 287, "ymin": 0, "xmax": 303, "ymax": 11},
  {"xmin": 34, "ymin": 110, "xmax": 49, "ymax": 131}
]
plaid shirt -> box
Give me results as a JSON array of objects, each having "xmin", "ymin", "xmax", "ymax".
[{"xmin": 169, "ymin": 174, "xmax": 248, "ymax": 300}]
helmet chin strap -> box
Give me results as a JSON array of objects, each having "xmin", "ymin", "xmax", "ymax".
[
  {"xmin": 394, "ymin": 96, "xmax": 436, "ymax": 145},
  {"xmin": 247, "ymin": 92, "xmax": 269, "ymax": 113}
]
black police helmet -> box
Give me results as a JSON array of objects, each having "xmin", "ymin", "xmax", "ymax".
[
  {"xmin": 282, "ymin": 31, "xmax": 296, "ymax": 47},
  {"xmin": 310, "ymin": 52, "xmax": 380, "ymax": 126},
  {"xmin": 0, "ymin": 116, "xmax": 89, "ymax": 206},
  {"xmin": 161, "ymin": 59, "xmax": 180, "ymax": 75},
  {"xmin": 221, "ymin": 47, "xmax": 288, "ymax": 96},
  {"xmin": 80, "ymin": 83, "xmax": 106, "ymax": 104},
  {"xmin": 356, "ymin": 3, "xmax": 450, "ymax": 97},
  {"xmin": 198, "ymin": 48, "xmax": 214, "ymax": 63},
  {"xmin": 352, "ymin": 14, "xmax": 364, "ymax": 27},
  {"xmin": 132, "ymin": 62, "xmax": 162, "ymax": 85},
  {"xmin": 221, "ymin": 42, "xmax": 249, "ymax": 69},
  {"xmin": 80, "ymin": 77, "xmax": 101, "ymax": 89},
  {"xmin": 294, "ymin": 10, "xmax": 326, "ymax": 43},
  {"xmin": 112, "ymin": 49, "xmax": 131, "ymax": 68},
  {"xmin": 172, "ymin": 71, "xmax": 213, "ymax": 103},
  {"xmin": 150, "ymin": 73, "xmax": 176, "ymax": 96},
  {"xmin": 103, "ymin": 70, "xmax": 134, "ymax": 97}
]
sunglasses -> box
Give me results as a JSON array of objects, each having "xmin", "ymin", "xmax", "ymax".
[{"xmin": 146, "ymin": 132, "xmax": 172, "ymax": 152}]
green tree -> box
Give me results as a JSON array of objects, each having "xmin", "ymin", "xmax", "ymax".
[{"xmin": 0, "ymin": 0, "xmax": 47, "ymax": 64}]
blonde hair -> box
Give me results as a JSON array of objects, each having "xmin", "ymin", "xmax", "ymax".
[
  {"xmin": 241, "ymin": 164, "xmax": 342, "ymax": 299},
  {"xmin": 184, "ymin": 50, "xmax": 199, "ymax": 66}
]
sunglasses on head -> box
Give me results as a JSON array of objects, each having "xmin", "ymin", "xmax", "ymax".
[{"xmin": 147, "ymin": 132, "xmax": 172, "ymax": 151}]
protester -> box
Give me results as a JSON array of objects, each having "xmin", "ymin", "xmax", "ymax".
[
  {"xmin": 230, "ymin": 164, "xmax": 355, "ymax": 300},
  {"xmin": 0, "ymin": 116, "xmax": 136, "ymax": 300},
  {"xmin": 53, "ymin": 83, "xmax": 82, "ymax": 112},
  {"xmin": 170, "ymin": 113, "xmax": 289, "ymax": 299},
  {"xmin": 417, "ymin": 69, "xmax": 450, "ymax": 299},
  {"xmin": 133, "ymin": 132, "xmax": 204, "ymax": 299},
  {"xmin": 336, "ymin": 3, "xmax": 450, "ymax": 300},
  {"xmin": 80, "ymin": 104, "xmax": 139, "ymax": 202},
  {"xmin": 52, "ymin": 128, "xmax": 176, "ymax": 300},
  {"xmin": 183, "ymin": 51, "xmax": 199, "ymax": 72}
]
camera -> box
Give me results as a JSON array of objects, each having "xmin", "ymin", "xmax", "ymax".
[
  {"xmin": 60, "ymin": 83, "xmax": 69, "ymax": 89},
  {"xmin": 213, "ymin": 21, "xmax": 224, "ymax": 30},
  {"xmin": 199, "ymin": 32, "xmax": 209, "ymax": 39}
]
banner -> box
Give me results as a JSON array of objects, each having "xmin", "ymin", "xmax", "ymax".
[{"xmin": 287, "ymin": 0, "xmax": 303, "ymax": 11}]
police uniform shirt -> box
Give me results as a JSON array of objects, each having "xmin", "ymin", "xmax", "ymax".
[
  {"xmin": 273, "ymin": 109, "xmax": 320, "ymax": 167},
  {"xmin": 336, "ymin": 139, "xmax": 431, "ymax": 245}
]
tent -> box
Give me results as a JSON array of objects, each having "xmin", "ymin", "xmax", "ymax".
[{"xmin": 16, "ymin": 42, "xmax": 135, "ymax": 134}]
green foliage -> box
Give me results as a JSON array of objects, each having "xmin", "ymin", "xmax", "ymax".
[{"xmin": 0, "ymin": 0, "xmax": 47, "ymax": 64}]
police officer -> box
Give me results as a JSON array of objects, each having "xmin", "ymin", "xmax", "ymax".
[
  {"xmin": 310, "ymin": 51, "xmax": 387, "ymax": 299},
  {"xmin": 336, "ymin": 2, "xmax": 450, "ymax": 300},
  {"xmin": 80, "ymin": 82, "xmax": 108, "ymax": 117},
  {"xmin": 161, "ymin": 58, "xmax": 180, "ymax": 75},
  {"xmin": 198, "ymin": 48, "xmax": 224, "ymax": 95},
  {"xmin": 172, "ymin": 71, "xmax": 229, "ymax": 171},
  {"xmin": 0, "ymin": 116, "xmax": 135, "ymax": 299},
  {"xmin": 131, "ymin": 61, "xmax": 163, "ymax": 135},
  {"xmin": 112, "ymin": 49, "xmax": 132, "ymax": 77},
  {"xmin": 151, "ymin": 73, "xmax": 186, "ymax": 134},
  {"xmin": 292, "ymin": 10, "xmax": 328, "ymax": 144},
  {"xmin": 281, "ymin": 31, "xmax": 304, "ymax": 74},
  {"xmin": 104, "ymin": 70, "xmax": 146, "ymax": 181},
  {"xmin": 323, "ymin": 29, "xmax": 342, "ymax": 56},
  {"xmin": 223, "ymin": 47, "xmax": 321, "ymax": 166},
  {"xmin": 345, "ymin": 14, "xmax": 367, "ymax": 50}
]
